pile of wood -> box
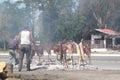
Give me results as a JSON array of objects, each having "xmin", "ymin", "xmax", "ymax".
[{"xmin": 0, "ymin": 62, "xmax": 13, "ymax": 80}]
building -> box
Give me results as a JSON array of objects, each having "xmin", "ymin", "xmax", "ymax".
[{"xmin": 91, "ymin": 28, "xmax": 120, "ymax": 52}]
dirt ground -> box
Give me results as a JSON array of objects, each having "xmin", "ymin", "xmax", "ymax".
[
  {"xmin": 5, "ymin": 69, "xmax": 120, "ymax": 80},
  {"xmin": 4, "ymin": 50, "xmax": 120, "ymax": 80}
]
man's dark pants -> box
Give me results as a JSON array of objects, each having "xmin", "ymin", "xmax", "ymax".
[{"xmin": 18, "ymin": 44, "xmax": 31, "ymax": 71}]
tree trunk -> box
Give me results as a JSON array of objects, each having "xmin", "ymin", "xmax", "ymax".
[{"xmin": 3, "ymin": 41, "xmax": 6, "ymax": 50}]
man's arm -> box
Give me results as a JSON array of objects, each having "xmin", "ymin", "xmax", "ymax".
[
  {"xmin": 30, "ymin": 32, "xmax": 35, "ymax": 44},
  {"xmin": 30, "ymin": 32, "xmax": 35, "ymax": 50},
  {"xmin": 17, "ymin": 32, "xmax": 21, "ymax": 42}
]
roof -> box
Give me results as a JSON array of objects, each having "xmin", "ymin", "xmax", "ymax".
[{"xmin": 95, "ymin": 29, "xmax": 119, "ymax": 35}]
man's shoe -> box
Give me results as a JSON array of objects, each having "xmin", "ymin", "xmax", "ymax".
[
  {"xmin": 18, "ymin": 69, "xmax": 21, "ymax": 72},
  {"xmin": 15, "ymin": 59, "xmax": 19, "ymax": 65},
  {"xmin": 27, "ymin": 69, "xmax": 32, "ymax": 71},
  {"xmin": 15, "ymin": 62, "xmax": 19, "ymax": 65}
]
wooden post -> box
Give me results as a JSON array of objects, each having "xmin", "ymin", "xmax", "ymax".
[
  {"xmin": 112, "ymin": 38, "xmax": 115, "ymax": 48},
  {"xmin": 104, "ymin": 36, "xmax": 107, "ymax": 48},
  {"xmin": 91, "ymin": 35, "xmax": 94, "ymax": 49}
]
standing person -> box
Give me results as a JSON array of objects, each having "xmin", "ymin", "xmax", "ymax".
[
  {"xmin": 7, "ymin": 35, "xmax": 19, "ymax": 65},
  {"xmin": 17, "ymin": 27, "xmax": 35, "ymax": 71}
]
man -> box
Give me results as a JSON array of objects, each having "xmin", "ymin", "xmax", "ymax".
[
  {"xmin": 7, "ymin": 36, "xmax": 19, "ymax": 65},
  {"xmin": 17, "ymin": 27, "xmax": 35, "ymax": 71}
]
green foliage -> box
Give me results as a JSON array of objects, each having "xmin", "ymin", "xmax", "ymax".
[{"xmin": 0, "ymin": 0, "xmax": 120, "ymax": 46}]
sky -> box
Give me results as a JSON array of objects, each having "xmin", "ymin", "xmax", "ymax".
[
  {"xmin": 0, "ymin": 0, "xmax": 23, "ymax": 3},
  {"xmin": 0, "ymin": 0, "xmax": 25, "ymax": 8}
]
